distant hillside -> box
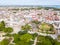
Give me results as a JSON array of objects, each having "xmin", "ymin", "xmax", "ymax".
[
  {"xmin": 43, "ymin": 7, "xmax": 60, "ymax": 11},
  {"xmin": 36, "ymin": 6, "xmax": 60, "ymax": 11},
  {"xmin": 0, "ymin": 5, "xmax": 60, "ymax": 11}
]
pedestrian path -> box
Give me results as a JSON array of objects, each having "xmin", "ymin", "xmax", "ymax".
[{"xmin": 33, "ymin": 37, "xmax": 37, "ymax": 45}]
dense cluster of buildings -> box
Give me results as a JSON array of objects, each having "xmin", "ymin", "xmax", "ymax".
[{"xmin": 0, "ymin": 7, "xmax": 60, "ymax": 34}]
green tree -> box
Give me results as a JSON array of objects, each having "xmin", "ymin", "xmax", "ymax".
[
  {"xmin": 21, "ymin": 24, "xmax": 31, "ymax": 31},
  {"xmin": 55, "ymin": 41, "xmax": 60, "ymax": 45},
  {"xmin": 4, "ymin": 27, "xmax": 13, "ymax": 33},
  {"xmin": 1, "ymin": 21, "xmax": 5, "ymax": 27},
  {"xmin": 20, "ymin": 33, "xmax": 33, "ymax": 42},
  {"xmin": 15, "ymin": 41, "xmax": 30, "ymax": 45},
  {"xmin": 32, "ymin": 33, "xmax": 38, "ymax": 40},
  {"xmin": 50, "ymin": 24, "xmax": 54, "ymax": 31},
  {"xmin": 32, "ymin": 20, "xmax": 40, "ymax": 24},
  {"xmin": 37, "ymin": 36, "xmax": 52, "ymax": 45},
  {"xmin": 0, "ymin": 39, "xmax": 10, "ymax": 45},
  {"xmin": 13, "ymin": 34, "xmax": 20, "ymax": 43},
  {"xmin": 0, "ymin": 21, "xmax": 5, "ymax": 31},
  {"xmin": 18, "ymin": 31, "xmax": 27, "ymax": 35},
  {"xmin": 45, "ymin": 36, "xmax": 54, "ymax": 44}
]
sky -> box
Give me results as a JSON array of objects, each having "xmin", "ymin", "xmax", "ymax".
[{"xmin": 0, "ymin": 0, "xmax": 60, "ymax": 5}]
